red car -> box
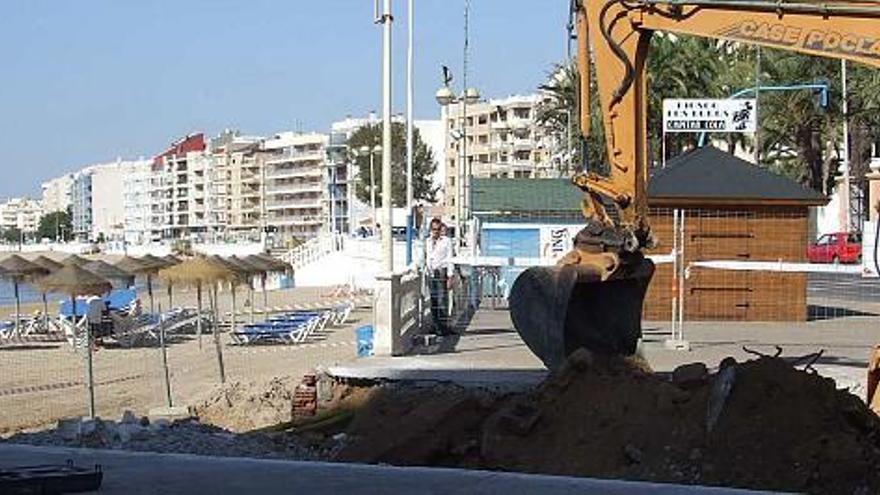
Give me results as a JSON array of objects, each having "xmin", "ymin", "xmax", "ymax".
[{"xmin": 807, "ymin": 232, "xmax": 862, "ymax": 264}]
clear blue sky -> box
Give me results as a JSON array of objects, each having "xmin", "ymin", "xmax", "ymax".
[{"xmin": 0, "ymin": 0, "xmax": 570, "ymax": 198}]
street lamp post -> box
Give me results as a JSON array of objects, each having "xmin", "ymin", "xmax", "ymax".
[
  {"xmin": 436, "ymin": 78, "xmax": 479, "ymax": 249},
  {"xmin": 354, "ymin": 145, "xmax": 382, "ymax": 230}
]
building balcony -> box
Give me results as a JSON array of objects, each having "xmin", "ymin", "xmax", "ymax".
[
  {"xmin": 265, "ymin": 183, "xmax": 323, "ymax": 195},
  {"xmin": 264, "ymin": 150, "xmax": 324, "ymax": 164},
  {"xmin": 265, "ymin": 199, "xmax": 322, "ymax": 210},
  {"xmin": 266, "ymin": 216, "xmax": 323, "ymax": 227},
  {"xmin": 265, "ymin": 167, "xmax": 322, "ymax": 180}
]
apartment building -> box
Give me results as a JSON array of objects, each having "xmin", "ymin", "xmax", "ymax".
[
  {"xmin": 71, "ymin": 160, "xmax": 135, "ymax": 241},
  {"xmin": 210, "ymin": 130, "xmax": 264, "ymax": 241},
  {"xmin": 0, "ymin": 197, "xmax": 42, "ymax": 233},
  {"xmin": 262, "ymin": 132, "xmax": 327, "ymax": 243},
  {"xmin": 150, "ymin": 134, "xmax": 226, "ymax": 241},
  {"xmin": 443, "ymin": 94, "xmax": 553, "ymax": 216},
  {"xmin": 41, "ymin": 174, "xmax": 74, "ymax": 214},
  {"xmin": 122, "ymin": 160, "xmax": 154, "ymax": 245}
]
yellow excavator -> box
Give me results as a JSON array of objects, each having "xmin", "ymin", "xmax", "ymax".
[{"xmin": 509, "ymin": 0, "xmax": 880, "ymax": 410}]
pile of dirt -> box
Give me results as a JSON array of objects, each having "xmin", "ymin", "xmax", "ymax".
[
  {"xmin": 195, "ymin": 377, "xmax": 300, "ymax": 432},
  {"xmin": 331, "ymin": 352, "xmax": 880, "ymax": 494}
]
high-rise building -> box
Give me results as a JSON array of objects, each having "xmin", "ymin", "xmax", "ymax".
[
  {"xmin": 442, "ymin": 94, "xmax": 553, "ymax": 218},
  {"xmin": 41, "ymin": 174, "xmax": 74, "ymax": 214},
  {"xmin": 122, "ymin": 160, "xmax": 154, "ymax": 245},
  {"xmin": 262, "ymin": 132, "xmax": 327, "ymax": 243},
  {"xmin": 149, "ymin": 134, "xmax": 226, "ymax": 241},
  {"xmin": 210, "ymin": 130, "xmax": 264, "ymax": 241},
  {"xmin": 71, "ymin": 160, "xmax": 139, "ymax": 241}
]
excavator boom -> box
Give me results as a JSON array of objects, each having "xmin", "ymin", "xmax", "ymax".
[{"xmin": 510, "ymin": 0, "xmax": 880, "ymax": 370}]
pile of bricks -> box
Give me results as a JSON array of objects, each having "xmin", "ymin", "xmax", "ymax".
[{"xmin": 293, "ymin": 374, "xmax": 317, "ymax": 417}]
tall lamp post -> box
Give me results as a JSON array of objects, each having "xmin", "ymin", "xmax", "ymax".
[
  {"xmin": 436, "ymin": 78, "xmax": 480, "ymax": 249},
  {"xmin": 352, "ymin": 145, "xmax": 382, "ymax": 230}
]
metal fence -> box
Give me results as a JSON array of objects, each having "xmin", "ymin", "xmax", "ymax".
[{"xmin": 0, "ymin": 289, "xmax": 371, "ymax": 434}]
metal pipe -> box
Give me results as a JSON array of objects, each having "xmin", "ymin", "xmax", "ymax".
[
  {"xmin": 842, "ymin": 59, "xmax": 851, "ymax": 229},
  {"xmin": 406, "ymin": 0, "xmax": 415, "ymax": 266},
  {"xmin": 381, "ymin": 0, "xmax": 393, "ymax": 273},
  {"xmin": 643, "ymin": 0, "xmax": 880, "ymax": 16}
]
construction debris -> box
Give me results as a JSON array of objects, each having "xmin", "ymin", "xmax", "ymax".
[{"xmin": 329, "ymin": 352, "xmax": 880, "ymax": 495}]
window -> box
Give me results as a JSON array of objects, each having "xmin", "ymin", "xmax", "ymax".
[
  {"xmin": 478, "ymin": 115, "xmax": 488, "ymax": 125},
  {"xmin": 848, "ymin": 233, "xmax": 861, "ymax": 243}
]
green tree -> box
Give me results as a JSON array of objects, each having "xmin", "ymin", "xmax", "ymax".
[
  {"xmin": 37, "ymin": 210, "xmax": 73, "ymax": 241},
  {"xmin": 1, "ymin": 227, "xmax": 22, "ymax": 244},
  {"xmin": 348, "ymin": 122, "xmax": 438, "ymax": 207}
]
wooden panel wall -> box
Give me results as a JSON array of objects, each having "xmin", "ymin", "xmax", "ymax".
[{"xmin": 643, "ymin": 206, "xmax": 809, "ymax": 322}]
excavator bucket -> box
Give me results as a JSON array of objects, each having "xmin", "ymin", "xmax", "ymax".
[{"xmin": 508, "ymin": 256, "xmax": 654, "ymax": 371}]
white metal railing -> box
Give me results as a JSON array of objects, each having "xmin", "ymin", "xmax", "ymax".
[{"xmin": 278, "ymin": 233, "xmax": 345, "ymax": 270}]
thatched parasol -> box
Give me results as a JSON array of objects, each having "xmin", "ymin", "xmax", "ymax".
[
  {"xmin": 0, "ymin": 255, "xmax": 49, "ymax": 336},
  {"xmin": 82, "ymin": 260, "xmax": 135, "ymax": 288},
  {"xmin": 251, "ymin": 253, "xmax": 290, "ymax": 273},
  {"xmin": 114, "ymin": 256, "xmax": 164, "ymax": 314},
  {"xmin": 27, "ymin": 256, "xmax": 64, "ymax": 331},
  {"xmin": 34, "ymin": 264, "xmax": 112, "ymax": 418},
  {"xmin": 243, "ymin": 255, "xmax": 274, "ymax": 318},
  {"xmin": 159, "ymin": 255, "xmax": 181, "ymax": 307},
  {"xmin": 210, "ymin": 256, "xmax": 251, "ymax": 333},
  {"xmin": 158, "ymin": 257, "xmax": 235, "ymax": 358},
  {"xmin": 61, "ymin": 254, "xmax": 91, "ymax": 266},
  {"xmin": 227, "ymin": 256, "xmax": 264, "ymax": 323}
]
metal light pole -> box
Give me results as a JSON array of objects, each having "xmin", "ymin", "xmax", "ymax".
[
  {"xmin": 436, "ymin": 80, "xmax": 479, "ymax": 250},
  {"xmin": 405, "ymin": 0, "xmax": 415, "ymax": 266},
  {"xmin": 379, "ymin": 0, "xmax": 393, "ymax": 274}
]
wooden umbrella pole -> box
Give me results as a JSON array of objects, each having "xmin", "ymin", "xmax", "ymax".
[
  {"xmin": 196, "ymin": 283, "xmax": 203, "ymax": 350},
  {"xmin": 147, "ymin": 274, "xmax": 155, "ymax": 314},
  {"xmin": 167, "ymin": 282, "xmax": 173, "ymax": 310},
  {"xmin": 13, "ymin": 280, "xmax": 20, "ymax": 337},
  {"xmin": 78, "ymin": 293, "xmax": 96, "ymax": 418},
  {"xmin": 42, "ymin": 292, "xmax": 49, "ymax": 332},
  {"xmin": 249, "ymin": 285, "xmax": 255, "ymax": 324},
  {"xmin": 262, "ymin": 275, "xmax": 268, "ymax": 319},
  {"xmin": 212, "ymin": 284, "xmax": 226, "ymax": 383},
  {"xmin": 230, "ymin": 285, "xmax": 237, "ymax": 333}
]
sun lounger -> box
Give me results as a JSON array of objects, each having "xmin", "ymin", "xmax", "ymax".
[{"xmin": 231, "ymin": 320, "xmax": 311, "ymax": 345}]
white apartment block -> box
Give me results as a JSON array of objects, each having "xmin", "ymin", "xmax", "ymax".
[
  {"xmin": 122, "ymin": 160, "xmax": 154, "ymax": 245},
  {"xmin": 443, "ymin": 94, "xmax": 553, "ymax": 216},
  {"xmin": 41, "ymin": 174, "xmax": 74, "ymax": 214},
  {"xmin": 71, "ymin": 160, "xmax": 139, "ymax": 241},
  {"xmin": 262, "ymin": 132, "xmax": 327, "ymax": 242},
  {"xmin": 0, "ymin": 197, "xmax": 42, "ymax": 233}
]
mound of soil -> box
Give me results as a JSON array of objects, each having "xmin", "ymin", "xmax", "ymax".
[
  {"xmin": 333, "ymin": 352, "xmax": 880, "ymax": 494},
  {"xmin": 195, "ymin": 377, "xmax": 299, "ymax": 432}
]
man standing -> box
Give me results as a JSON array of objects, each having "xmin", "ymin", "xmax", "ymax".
[{"xmin": 427, "ymin": 217, "xmax": 453, "ymax": 335}]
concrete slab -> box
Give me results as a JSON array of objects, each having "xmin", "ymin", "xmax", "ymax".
[{"xmin": 0, "ymin": 444, "xmax": 775, "ymax": 494}]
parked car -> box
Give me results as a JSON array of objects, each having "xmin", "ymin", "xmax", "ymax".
[{"xmin": 807, "ymin": 232, "xmax": 862, "ymax": 264}]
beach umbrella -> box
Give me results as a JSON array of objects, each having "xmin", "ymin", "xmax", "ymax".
[
  {"xmin": 160, "ymin": 255, "xmax": 181, "ymax": 307},
  {"xmin": 114, "ymin": 256, "xmax": 163, "ymax": 314},
  {"xmin": 82, "ymin": 260, "xmax": 135, "ymax": 288},
  {"xmin": 61, "ymin": 254, "xmax": 91, "ymax": 267},
  {"xmin": 27, "ymin": 256, "xmax": 64, "ymax": 331},
  {"xmin": 243, "ymin": 255, "xmax": 273, "ymax": 318},
  {"xmin": 158, "ymin": 256, "xmax": 235, "ymax": 353},
  {"xmin": 251, "ymin": 253, "xmax": 291, "ymax": 273},
  {"xmin": 211, "ymin": 256, "xmax": 250, "ymax": 334},
  {"xmin": 0, "ymin": 255, "xmax": 49, "ymax": 336},
  {"xmin": 34, "ymin": 264, "xmax": 112, "ymax": 418},
  {"xmin": 228, "ymin": 256, "xmax": 264, "ymax": 323}
]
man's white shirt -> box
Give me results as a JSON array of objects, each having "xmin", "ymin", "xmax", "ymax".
[{"xmin": 427, "ymin": 235, "xmax": 452, "ymax": 273}]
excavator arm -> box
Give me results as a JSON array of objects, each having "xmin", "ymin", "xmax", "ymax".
[{"xmin": 510, "ymin": 0, "xmax": 880, "ymax": 370}]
